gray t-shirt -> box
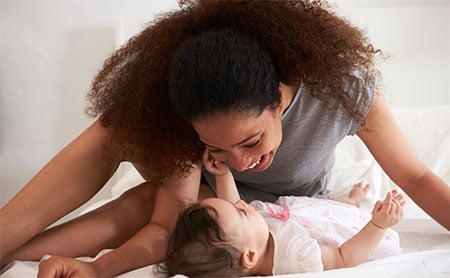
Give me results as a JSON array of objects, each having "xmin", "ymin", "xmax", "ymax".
[{"xmin": 202, "ymin": 72, "xmax": 375, "ymax": 203}]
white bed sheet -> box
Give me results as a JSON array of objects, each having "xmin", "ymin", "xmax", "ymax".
[
  {"xmin": 2, "ymin": 219, "xmax": 449, "ymax": 278},
  {"xmin": 1, "ymin": 106, "xmax": 449, "ymax": 277}
]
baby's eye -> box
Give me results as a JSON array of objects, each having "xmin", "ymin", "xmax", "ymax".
[{"xmin": 239, "ymin": 208, "xmax": 247, "ymax": 216}]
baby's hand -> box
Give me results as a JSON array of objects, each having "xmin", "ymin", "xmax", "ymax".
[
  {"xmin": 202, "ymin": 149, "xmax": 230, "ymax": 177},
  {"xmin": 370, "ymin": 191, "xmax": 404, "ymax": 229}
]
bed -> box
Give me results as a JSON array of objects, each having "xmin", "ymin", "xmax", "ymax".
[{"xmin": 1, "ymin": 106, "xmax": 449, "ymax": 277}]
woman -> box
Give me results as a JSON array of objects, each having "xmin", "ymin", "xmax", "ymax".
[{"xmin": 1, "ymin": 1, "xmax": 449, "ymax": 277}]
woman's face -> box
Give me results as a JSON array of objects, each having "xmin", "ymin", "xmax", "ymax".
[{"xmin": 192, "ymin": 106, "xmax": 283, "ymax": 172}]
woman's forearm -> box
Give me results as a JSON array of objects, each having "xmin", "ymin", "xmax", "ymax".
[
  {"xmin": 91, "ymin": 223, "xmax": 169, "ymax": 277},
  {"xmin": 92, "ymin": 167, "xmax": 204, "ymax": 276},
  {"xmin": 401, "ymin": 170, "xmax": 450, "ymax": 230},
  {"xmin": 357, "ymin": 93, "xmax": 450, "ymax": 230},
  {"xmin": 0, "ymin": 120, "xmax": 119, "ymax": 263}
]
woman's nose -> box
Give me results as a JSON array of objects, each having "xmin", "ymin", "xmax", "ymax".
[{"xmin": 228, "ymin": 152, "xmax": 251, "ymax": 172}]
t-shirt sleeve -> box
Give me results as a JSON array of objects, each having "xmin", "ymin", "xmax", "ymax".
[{"xmin": 347, "ymin": 70, "xmax": 376, "ymax": 135}]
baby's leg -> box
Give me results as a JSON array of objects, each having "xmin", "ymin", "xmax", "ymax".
[{"xmin": 331, "ymin": 182, "xmax": 370, "ymax": 207}]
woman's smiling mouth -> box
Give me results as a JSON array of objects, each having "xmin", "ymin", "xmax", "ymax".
[{"xmin": 247, "ymin": 157, "xmax": 262, "ymax": 169}]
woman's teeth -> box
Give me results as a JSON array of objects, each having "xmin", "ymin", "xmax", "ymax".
[{"xmin": 247, "ymin": 157, "xmax": 262, "ymax": 169}]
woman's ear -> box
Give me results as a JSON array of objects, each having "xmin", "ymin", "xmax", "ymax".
[
  {"xmin": 240, "ymin": 250, "xmax": 259, "ymax": 270},
  {"xmin": 278, "ymin": 83, "xmax": 284, "ymax": 109},
  {"xmin": 278, "ymin": 82, "xmax": 295, "ymax": 115}
]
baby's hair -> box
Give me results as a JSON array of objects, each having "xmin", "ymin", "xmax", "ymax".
[{"xmin": 158, "ymin": 203, "xmax": 245, "ymax": 277}]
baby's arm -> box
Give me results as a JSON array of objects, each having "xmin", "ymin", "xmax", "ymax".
[
  {"xmin": 320, "ymin": 191, "xmax": 403, "ymax": 270},
  {"xmin": 202, "ymin": 150, "xmax": 240, "ymax": 203}
]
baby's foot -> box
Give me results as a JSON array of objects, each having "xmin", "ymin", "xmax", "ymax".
[
  {"xmin": 391, "ymin": 189, "xmax": 406, "ymax": 207},
  {"xmin": 348, "ymin": 182, "xmax": 370, "ymax": 207}
]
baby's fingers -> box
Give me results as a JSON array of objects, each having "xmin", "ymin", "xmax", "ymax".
[
  {"xmin": 202, "ymin": 149, "xmax": 211, "ymax": 163},
  {"xmin": 392, "ymin": 189, "xmax": 406, "ymax": 207},
  {"xmin": 393, "ymin": 197, "xmax": 403, "ymax": 219},
  {"xmin": 388, "ymin": 199, "xmax": 397, "ymax": 215},
  {"xmin": 381, "ymin": 191, "xmax": 393, "ymax": 213},
  {"xmin": 201, "ymin": 149, "xmax": 217, "ymax": 173},
  {"xmin": 372, "ymin": 200, "xmax": 383, "ymax": 214}
]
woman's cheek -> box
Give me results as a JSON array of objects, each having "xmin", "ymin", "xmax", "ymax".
[{"xmin": 210, "ymin": 152, "xmax": 227, "ymax": 162}]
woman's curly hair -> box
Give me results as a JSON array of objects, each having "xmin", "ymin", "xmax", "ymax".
[{"xmin": 85, "ymin": 0, "xmax": 380, "ymax": 181}]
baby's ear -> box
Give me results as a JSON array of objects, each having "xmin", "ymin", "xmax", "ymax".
[{"xmin": 240, "ymin": 250, "xmax": 259, "ymax": 270}]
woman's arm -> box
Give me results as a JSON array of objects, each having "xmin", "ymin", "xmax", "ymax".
[
  {"xmin": 90, "ymin": 167, "xmax": 202, "ymax": 276},
  {"xmin": 38, "ymin": 164, "xmax": 203, "ymax": 277},
  {"xmin": 320, "ymin": 191, "xmax": 402, "ymax": 269},
  {"xmin": 357, "ymin": 93, "xmax": 450, "ymax": 230},
  {"xmin": 0, "ymin": 120, "xmax": 120, "ymax": 263}
]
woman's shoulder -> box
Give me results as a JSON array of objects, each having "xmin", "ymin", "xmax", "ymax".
[{"xmin": 89, "ymin": 120, "xmax": 151, "ymax": 174}]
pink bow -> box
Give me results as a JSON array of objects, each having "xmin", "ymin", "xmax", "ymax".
[{"xmin": 267, "ymin": 204, "xmax": 290, "ymax": 221}]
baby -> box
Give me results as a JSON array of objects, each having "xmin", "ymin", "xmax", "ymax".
[{"xmin": 160, "ymin": 151, "xmax": 404, "ymax": 277}]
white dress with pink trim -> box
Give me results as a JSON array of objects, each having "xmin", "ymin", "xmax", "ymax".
[{"xmin": 250, "ymin": 196, "xmax": 402, "ymax": 275}]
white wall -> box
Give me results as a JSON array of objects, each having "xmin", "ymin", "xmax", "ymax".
[
  {"xmin": 335, "ymin": 0, "xmax": 450, "ymax": 107},
  {"xmin": 1, "ymin": 0, "xmax": 449, "ymax": 211},
  {"xmin": 0, "ymin": 0, "xmax": 179, "ymax": 213}
]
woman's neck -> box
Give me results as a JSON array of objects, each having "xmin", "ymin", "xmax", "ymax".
[{"xmin": 251, "ymin": 233, "xmax": 275, "ymax": 276}]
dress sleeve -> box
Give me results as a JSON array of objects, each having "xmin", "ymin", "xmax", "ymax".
[
  {"xmin": 290, "ymin": 231, "xmax": 324, "ymax": 273},
  {"xmin": 271, "ymin": 219, "xmax": 324, "ymax": 275}
]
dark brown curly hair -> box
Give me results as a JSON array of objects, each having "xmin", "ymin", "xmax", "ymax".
[{"xmin": 85, "ymin": 0, "xmax": 380, "ymax": 181}]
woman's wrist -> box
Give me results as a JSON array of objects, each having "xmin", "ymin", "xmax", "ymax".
[
  {"xmin": 90, "ymin": 251, "xmax": 129, "ymax": 278},
  {"xmin": 90, "ymin": 258, "xmax": 110, "ymax": 277}
]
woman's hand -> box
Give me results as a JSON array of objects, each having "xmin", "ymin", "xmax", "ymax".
[
  {"xmin": 37, "ymin": 256, "xmax": 98, "ymax": 278},
  {"xmin": 201, "ymin": 149, "xmax": 230, "ymax": 177}
]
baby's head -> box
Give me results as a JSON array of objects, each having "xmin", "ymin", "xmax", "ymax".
[{"xmin": 160, "ymin": 198, "xmax": 269, "ymax": 277}]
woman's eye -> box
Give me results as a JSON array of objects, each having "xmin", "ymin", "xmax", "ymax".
[
  {"xmin": 208, "ymin": 148, "xmax": 222, "ymax": 153},
  {"xmin": 240, "ymin": 208, "xmax": 247, "ymax": 216},
  {"xmin": 245, "ymin": 140, "xmax": 260, "ymax": 148}
]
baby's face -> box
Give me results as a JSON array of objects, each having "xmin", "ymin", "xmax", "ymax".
[{"xmin": 201, "ymin": 198, "xmax": 269, "ymax": 251}]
